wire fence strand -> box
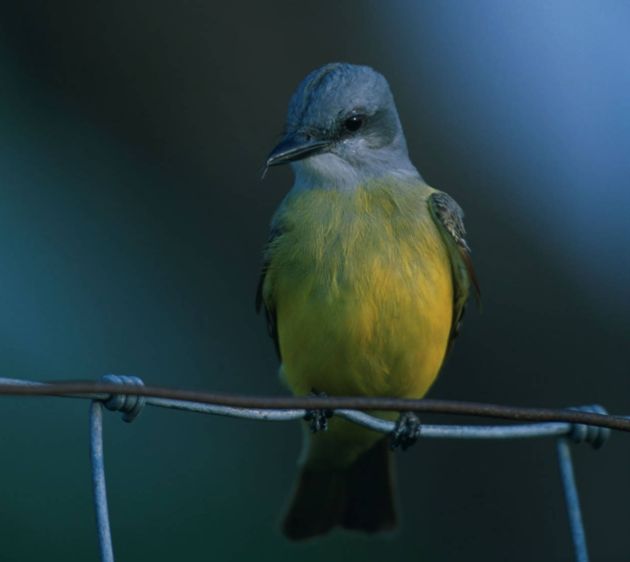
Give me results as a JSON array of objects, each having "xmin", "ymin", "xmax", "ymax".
[
  {"xmin": 557, "ymin": 438, "xmax": 589, "ymax": 562},
  {"xmin": 0, "ymin": 378, "xmax": 628, "ymax": 431},
  {"xmin": 0, "ymin": 376, "xmax": 624, "ymax": 562},
  {"xmin": 89, "ymin": 401, "xmax": 114, "ymax": 562}
]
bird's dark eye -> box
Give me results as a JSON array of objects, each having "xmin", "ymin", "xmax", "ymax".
[{"xmin": 344, "ymin": 114, "xmax": 364, "ymax": 133}]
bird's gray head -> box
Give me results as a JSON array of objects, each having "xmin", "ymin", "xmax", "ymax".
[{"xmin": 266, "ymin": 63, "xmax": 419, "ymax": 189}]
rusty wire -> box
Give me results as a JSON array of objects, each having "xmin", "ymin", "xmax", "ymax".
[{"xmin": 0, "ymin": 379, "xmax": 628, "ymax": 432}]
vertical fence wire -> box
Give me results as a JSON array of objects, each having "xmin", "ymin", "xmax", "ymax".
[
  {"xmin": 557, "ymin": 438, "xmax": 589, "ymax": 562},
  {"xmin": 89, "ymin": 401, "xmax": 114, "ymax": 562}
]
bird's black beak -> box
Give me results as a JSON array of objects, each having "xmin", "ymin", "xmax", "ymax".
[{"xmin": 265, "ymin": 133, "xmax": 330, "ymax": 168}]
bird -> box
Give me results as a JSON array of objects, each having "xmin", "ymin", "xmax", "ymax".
[{"xmin": 257, "ymin": 62, "xmax": 479, "ymax": 541}]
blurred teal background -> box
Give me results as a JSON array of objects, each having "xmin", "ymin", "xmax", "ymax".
[{"xmin": 0, "ymin": 1, "xmax": 628, "ymax": 560}]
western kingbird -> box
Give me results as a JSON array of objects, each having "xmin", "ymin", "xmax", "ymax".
[{"xmin": 258, "ymin": 63, "xmax": 478, "ymax": 540}]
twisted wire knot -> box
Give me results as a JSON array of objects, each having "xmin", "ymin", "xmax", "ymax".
[
  {"xmin": 568, "ymin": 404, "xmax": 611, "ymax": 449},
  {"xmin": 101, "ymin": 374, "xmax": 146, "ymax": 422}
]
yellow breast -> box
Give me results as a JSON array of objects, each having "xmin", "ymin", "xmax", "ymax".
[{"xmin": 264, "ymin": 180, "xmax": 453, "ymax": 401}]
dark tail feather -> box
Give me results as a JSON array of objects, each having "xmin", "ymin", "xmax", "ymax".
[
  {"xmin": 282, "ymin": 465, "xmax": 347, "ymax": 540},
  {"xmin": 342, "ymin": 438, "xmax": 397, "ymax": 533},
  {"xmin": 282, "ymin": 439, "xmax": 397, "ymax": 541}
]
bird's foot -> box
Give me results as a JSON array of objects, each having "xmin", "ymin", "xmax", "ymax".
[
  {"xmin": 390, "ymin": 411, "xmax": 421, "ymax": 450},
  {"xmin": 303, "ymin": 389, "xmax": 333, "ymax": 433}
]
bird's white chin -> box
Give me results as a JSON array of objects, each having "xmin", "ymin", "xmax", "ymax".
[
  {"xmin": 291, "ymin": 150, "xmax": 420, "ymax": 192},
  {"xmin": 291, "ymin": 152, "xmax": 361, "ymax": 191}
]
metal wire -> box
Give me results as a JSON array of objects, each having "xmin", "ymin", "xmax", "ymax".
[
  {"xmin": 89, "ymin": 401, "xmax": 114, "ymax": 562},
  {"xmin": 557, "ymin": 438, "xmax": 589, "ymax": 562},
  {"xmin": 0, "ymin": 376, "xmax": 621, "ymax": 562},
  {"xmin": 0, "ymin": 377, "xmax": 629, "ymax": 431}
]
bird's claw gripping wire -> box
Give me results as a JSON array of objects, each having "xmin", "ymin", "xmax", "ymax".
[
  {"xmin": 303, "ymin": 390, "xmax": 333, "ymax": 433},
  {"xmin": 101, "ymin": 374, "xmax": 146, "ymax": 422},
  {"xmin": 568, "ymin": 404, "xmax": 611, "ymax": 449},
  {"xmin": 390, "ymin": 411, "xmax": 422, "ymax": 450}
]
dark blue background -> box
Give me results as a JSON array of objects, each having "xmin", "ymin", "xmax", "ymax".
[{"xmin": 0, "ymin": 1, "xmax": 628, "ymax": 560}]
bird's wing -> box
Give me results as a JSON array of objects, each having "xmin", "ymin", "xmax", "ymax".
[
  {"xmin": 427, "ymin": 191, "xmax": 480, "ymax": 351},
  {"xmin": 256, "ymin": 226, "xmax": 282, "ymax": 359}
]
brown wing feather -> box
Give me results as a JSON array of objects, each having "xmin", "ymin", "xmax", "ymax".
[{"xmin": 428, "ymin": 191, "xmax": 480, "ymax": 350}]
